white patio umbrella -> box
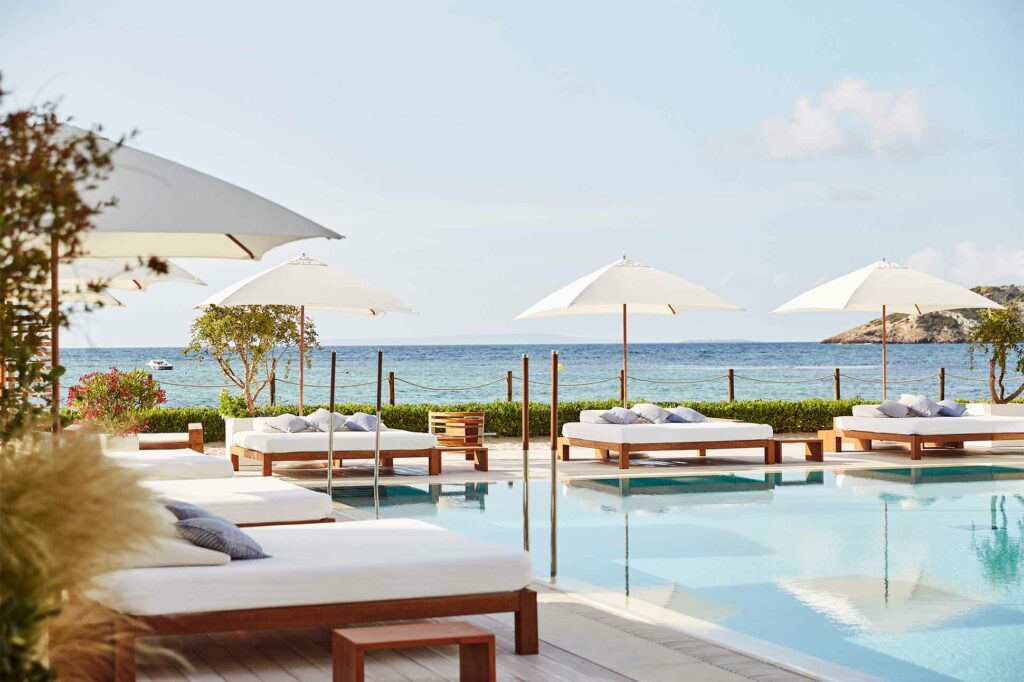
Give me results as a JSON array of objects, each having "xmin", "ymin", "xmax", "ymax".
[
  {"xmin": 199, "ymin": 254, "xmax": 414, "ymax": 501},
  {"xmin": 515, "ymin": 256, "xmax": 743, "ymax": 405},
  {"xmin": 60, "ymin": 258, "xmax": 206, "ymax": 291},
  {"xmin": 773, "ymin": 259, "xmax": 1001, "ymax": 399},
  {"xmin": 43, "ymin": 126, "xmax": 343, "ymax": 428}
]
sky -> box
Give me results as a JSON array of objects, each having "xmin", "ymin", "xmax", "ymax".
[{"xmin": 3, "ymin": 0, "xmax": 1022, "ymax": 347}]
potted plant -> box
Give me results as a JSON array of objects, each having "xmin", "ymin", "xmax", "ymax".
[
  {"xmin": 967, "ymin": 306, "xmax": 1024, "ymax": 430},
  {"xmin": 67, "ymin": 367, "xmax": 166, "ymax": 450}
]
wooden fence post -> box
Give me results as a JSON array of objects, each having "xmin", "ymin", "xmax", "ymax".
[
  {"xmin": 269, "ymin": 372, "xmax": 276, "ymax": 406},
  {"xmin": 833, "ymin": 368, "xmax": 840, "ymax": 401},
  {"xmin": 387, "ymin": 371, "xmax": 395, "ymax": 406},
  {"xmin": 727, "ymin": 369, "xmax": 735, "ymax": 402},
  {"xmin": 938, "ymin": 367, "xmax": 945, "ymax": 401},
  {"xmin": 618, "ymin": 369, "xmax": 625, "ymax": 403},
  {"xmin": 506, "ymin": 370, "xmax": 513, "ymax": 402}
]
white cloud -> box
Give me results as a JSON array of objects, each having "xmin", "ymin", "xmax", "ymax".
[
  {"xmin": 904, "ymin": 242, "xmax": 1024, "ymax": 285},
  {"xmin": 759, "ymin": 79, "xmax": 928, "ymax": 160}
]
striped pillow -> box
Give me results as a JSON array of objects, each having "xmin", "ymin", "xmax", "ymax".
[{"xmin": 176, "ymin": 517, "xmax": 270, "ymax": 560}]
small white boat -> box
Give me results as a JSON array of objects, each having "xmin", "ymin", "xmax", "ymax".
[{"xmin": 147, "ymin": 359, "xmax": 173, "ymax": 370}]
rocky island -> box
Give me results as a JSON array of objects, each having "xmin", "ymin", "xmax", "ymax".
[{"xmin": 822, "ymin": 284, "xmax": 1023, "ymax": 344}]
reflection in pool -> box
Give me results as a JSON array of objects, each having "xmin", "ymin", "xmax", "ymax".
[{"xmin": 337, "ymin": 466, "xmax": 1024, "ymax": 681}]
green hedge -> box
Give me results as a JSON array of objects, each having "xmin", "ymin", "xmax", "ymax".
[{"xmin": 62, "ymin": 398, "xmax": 872, "ymax": 441}]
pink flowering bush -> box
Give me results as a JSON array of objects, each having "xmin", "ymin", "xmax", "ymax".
[{"xmin": 67, "ymin": 367, "xmax": 167, "ymax": 436}]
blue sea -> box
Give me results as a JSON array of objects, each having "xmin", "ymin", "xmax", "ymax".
[{"xmin": 59, "ymin": 343, "xmax": 1007, "ymax": 408}]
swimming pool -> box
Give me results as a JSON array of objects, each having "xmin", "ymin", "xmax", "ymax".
[{"xmin": 335, "ymin": 466, "xmax": 1024, "ymax": 681}]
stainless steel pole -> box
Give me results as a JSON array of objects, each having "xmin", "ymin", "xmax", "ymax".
[
  {"xmin": 327, "ymin": 351, "xmax": 336, "ymax": 498},
  {"xmin": 373, "ymin": 348, "xmax": 383, "ymax": 520},
  {"xmin": 521, "ymin": 353, "xmax": 530, "ymax": 552},
  {"xmin": 550, "ymin": 350, "xmax": 558, "ymax": 579}
]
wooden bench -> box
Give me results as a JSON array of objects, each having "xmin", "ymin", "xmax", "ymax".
[
  {"xmin": 230, "ymin": 445, "xmax": 441, "ymax": 477},
  {"xmin": 559, "ymin": 436, "xmax": 774, "ymax": 469},
  {"xmin": 819, "ymin": 427, "xmax": 1024, "ymax": 460},
  {"xmin": 429, "ymin": 411, "xmax": 489, "ymax": 471},
  {"xmin": 333, "ymin": 622, "xmax": 496, "ymax": 682},
  {"xmin": 770, "ymin": 437, "xmax": 823, "ymax": 463},
  {"xmin": 138, "ymin": 423, "xmax": 204, "ymax": 453}
]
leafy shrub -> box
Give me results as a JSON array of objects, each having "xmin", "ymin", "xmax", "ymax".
[
  {"xmin": 63, "ymin": 398, "xmax": 875, "ymax": 441},
  {"xmin": 66, "ymin": 367, "xmax": 166, "ymax": 435}
]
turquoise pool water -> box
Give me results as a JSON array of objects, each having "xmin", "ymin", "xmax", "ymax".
[{"xmin": 336, "ymin": 466, "xmax": 1024, "ymax": 681}]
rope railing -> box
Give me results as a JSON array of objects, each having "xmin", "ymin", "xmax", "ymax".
[
  {"xmin": 838, "ymin": 373, "xmax": 935, "ymax": 384},
  {"xmin": 394, "ymin": 376, "xmax": 507, "ymax": 392},
  {"xmin": 156, "ymin": 379, "xmax": 229, "ymax": 388},
  {"xmin": 629, "ymin": 374, "xmax": 728, "ymax": 385},
  {"xmin": 732, "ymin": 374, "xmax": 832, "ymax": 385},
  {"xmin": 275, "ymin": 376, "xmax": 378, "ymax": 389}
]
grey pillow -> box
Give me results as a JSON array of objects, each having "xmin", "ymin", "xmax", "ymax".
[
  {"xmin": 667, "ymin": 406, "xmax": 706, "ymax": 423},
  {"xmin": 270, "ymin": 413, "xmax": 310, "ymax": 433},
  {"xmin": 162, "ymin": 499, "xmax": 219, "ymax": 521},
  {"xmin": 878, "ymin": 400, "xmax": 910, "ymax": 418},
  {"xmin": 631, "ymin": 403, "xmax": 672, "ymax": 424},
  {"xmin": 305, "ymin": 408, "xmax": 348, "ymax": 432},
  {"xmin": 907, "ymin": 395, "xmax": 943, "ymax": 418},
  {"xmin": 598, "ymin": 407, "xmax": 640, "ymax": 425},
  {"xmin": 176, "ymin": 517, "xmax": 270, "ymax": 560},
  {"xmin": 344, "ymin": 412, "xmax": 387, "ymax": 432},
  {"xmin": 937, "ymin": 399, "xmax": 966, "ymax": 417}
]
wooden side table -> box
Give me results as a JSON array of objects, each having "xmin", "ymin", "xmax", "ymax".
[
  {"xmin": 771, "ymin": 437, "xmax": 824, "ymax": 463},
  {"xmin": 333, "ymin": 622, "xmax": 496, "ymax": 682}
]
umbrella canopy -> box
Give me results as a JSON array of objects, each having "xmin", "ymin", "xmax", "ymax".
[
  {"xmin": 60, "ymin": 258, "xmax": 206, "ymax": 291},
  {"xmin": 199, "ymin": 254, "xmax": 413, "ymax": 413},
  {"xmin": 773, "ymin": 259, "xmax": 1001, "ymax": 398},
  {"xmin": 516, "ymin": 256, "xmax": 742, "ymax": 404},
  {"xmin": 65, "ymin": 125, "xmax": 344, "ymax": 259}
]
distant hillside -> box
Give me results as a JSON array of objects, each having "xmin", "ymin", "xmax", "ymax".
[{"xmin": 822, "ymin": 285, "xmax": 1024, "ymax": 344}]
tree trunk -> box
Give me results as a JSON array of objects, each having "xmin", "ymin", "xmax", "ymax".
[{"xmin": 990, "ymin": 357, "xmax": 1002, "ymax": 403}]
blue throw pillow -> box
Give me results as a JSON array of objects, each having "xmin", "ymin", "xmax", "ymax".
[
  {"xmin": 877, "ymin": 400, "xmax": 910, "ymax": 418},
  {"xmin": 667, "ymin": 406, "xmax": 706, "ymax": 423},
  {"xmin": 345, "ymin": 412, "xmax": 386, "ymax": 432},
  {"xmin": 937, "ymin": 399, "xmax": 967, "ymax": 417},
  {"xmin": 598, "ymin": 407, "xmax": 640, "ymax": 425},
  {"xmin": 162, "ymin": 499, "xmax": 220, "ymax": 521},
  {"xmin": 176, "ymin": 517, "xmax": 270, "ymax": 560}
]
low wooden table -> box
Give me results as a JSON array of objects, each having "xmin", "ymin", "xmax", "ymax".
[
  {"xmin": 770, "ymin": 437, "xmax": 823, "ymax": 463},
  {"xmin": 333, "ymin": 622, "xmax": 496, "ymax": 682}
]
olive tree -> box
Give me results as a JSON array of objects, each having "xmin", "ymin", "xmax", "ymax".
[
  {"xmin": 184, "ymin": 305, "xmax": 318, "ymax": 414},
  {"xmin": 969, "ymin": 306, "xmax": 1024, "ymax": 404}
]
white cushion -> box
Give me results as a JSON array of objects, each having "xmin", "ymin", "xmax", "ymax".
[
  {"xmin": 233, "ymin": 429, "xmax": 436, "ymax": 454},
  {"xmin": 93, "ymin": 519, "xmax": 534, "ymax": 616},
  {"xmin": 631, "ymin": 403, "xmax": 673, "ymax": 424},
  {"xmin": 852, "ymin": 404, "xmax": 887, "ymax": 418},
  {"xmin": 580, "ymin": 410, "xmax": 610, "ymax": 424},
  {"xmin": 106, "ymin": 449, "xmax": 234, "ymax": 480},
  {"xmin": 835, "ymin": 415, "xmax": 1024, "ymax": 436},
  {"xmin": 145, "ymin": 477, "xmax": 333, "ymax": 525},
  {"xmin": 563, "ymin": 420, "xmax": 772, "ymax": 444},
  {"xmin": 254, "ymin": 419, "xmax": 282, "ymax": 433},
  {"xmin": 121, "ymin": 536, "xmax": 231, "ymax": 569}
]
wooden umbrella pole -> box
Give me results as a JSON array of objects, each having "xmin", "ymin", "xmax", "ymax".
[
  {"xmin": 550, "ymin": 350, "xmax": 558, "ymax": 579},
  {"xmin": 521, "ymin": 353, "xmax": 530, "ymax": 552},
  {"xmin": 327, "ymin": 351, "xmax": 336, "ymax": 497},
  {"xmin": 50, "ymin": 235, "xmax": 61, "ymax": 434},
  {"xmin": 622, "ymin": 303, "xmax": 628, "ymax": 407},
  {"xmin": 881, "ymin": 304, "xmax": 887, "ymax": 401},
  {"xmin": 299, "ymin": 305, "xmax": 305, "ymax": 416},
  {"xmin": 373, "ymin": 348, "xmax": 383, "ymax": 520}
]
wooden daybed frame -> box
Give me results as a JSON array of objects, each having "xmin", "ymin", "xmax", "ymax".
[
  {"xmin": 820, "ymin": 426, "xmax": 1024, "ymax": 460},
  {"xmin": 558, "ymin": 436, "xmax": 775, "ymax": 469},
  {"xmin": 101, "ymin": 589, "xmax": 538, "ymax": 680},
  {"xmin": 230, "ymin": 445, "xmax": 442, "ymax": 476}
]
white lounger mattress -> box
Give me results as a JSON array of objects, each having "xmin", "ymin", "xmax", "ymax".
[
  {"xmin": 834, "ymin": 415, "xmax": 1024, "ymax": 436},
  {"xmin": 95, "ymin": 519, "xmax": 534, "ymax": 616},
  {"xmin": 143, "ymin": 477, "xmax": 332, "ymax": 525},
  {"xmin": 233, "ymin": 429, "xmax": 437, "ymax": 454},
  {"xmin": 563, "ymin": 420, "xmax": 772, "ymax": 445},
  {"xmin": 106, "ymin": 449, "xmax": 234, "ymax": 480}
]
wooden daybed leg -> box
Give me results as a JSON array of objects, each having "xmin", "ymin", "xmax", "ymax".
[
  {"xmin": 763, "ymin": 442, "xmax": 773, "ymax": 465},
  {"xmin": 428, "ymin": 450, "xmax": 441, "ymax": 476},
  {"xmin": 594, "ymin": 448, "xmax": 609, "ymax": 461},
  {"xmin": 834, "ymin": 434, "xmax": 842, "ymax": 452},
  {"xmin": 854, "ymin": 438, "xmax": 872, "ymax": 451},
  {"xmin": 187, "ymin": 422, "xmax": 204, "ymax": 453},
  {"xmin": 559, "ymin": 438, "xmax": 572, "ymax": 462},
  {"xmin": 515, "ymin": 589, "xmax": 539, "ymax": 655},
  {"xmin": 230, "ymin": 453, "xmax": 240, "ymax": 471},
  {"xmin": 474, "ymin": 449, "xmax": 488, "ymax": 472},
  {"xmin": 617, "ymin": 444, "xmax": 630, "ymax": 470},
  {"xmin": 261, "ymin": 456, "xmax": 273, "ymax": 477},
  {"xmin": 698, "ymin": 448, "xmax": 706, "ymax": 457},
  {"xmin": 910, "ymin": 437, "xmax": 922, "ymax": 461}
]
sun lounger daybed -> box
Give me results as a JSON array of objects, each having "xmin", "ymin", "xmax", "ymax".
[
  {"xmin": 824, "ymin": 411, "xmax": 1024, "ymax": 460},
  {"xmin": 139, "ymin": 423, "xmax": 205, "ymax": 453},
  {"xmin": 92, "ymin": 519, "xmax": 538, "ymax": 680},
  {"xmin": 143, "ymin": 477, "xmax": 334, "ymax": 526},
  {"xmin": 230, "ymin": 417, "xmax": 440, "ymax": 476},
  {"xmin": 559, "ymin": 410, "xmax": 774, "ymax": 469},
  {"xmin": 107, "ymin": 447, "xmax": 235, "ymax": 480}
]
